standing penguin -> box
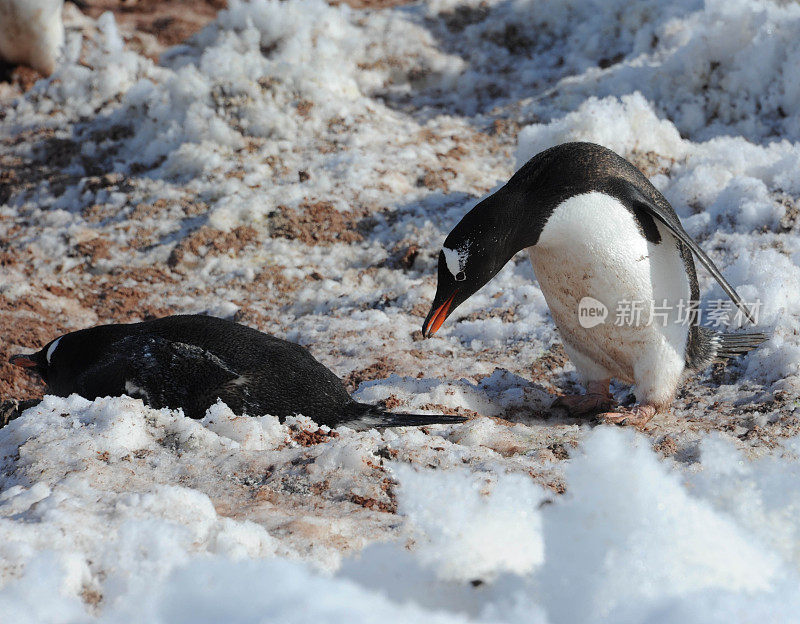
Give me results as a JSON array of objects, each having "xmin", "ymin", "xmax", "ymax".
[
  {"xmin": 10, "ymin": 314, "xmax": 466, "ymax": 430},
  {"xmin": 422, "ymin": 142, "xmax": 766, "ymax": 427}
]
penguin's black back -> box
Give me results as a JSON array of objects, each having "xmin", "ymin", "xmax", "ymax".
[
  {"xmin": 24, "ymin": 315, "xmax": 468, "ymax": 428},
  {"xmin": 42, "ymin": 315, "xmax": 357, "ymax": 424},
  {"xmin": 510, "ymin": 142, "xmax": 698, "ymax": 284},
  {"xmin": 506, "ymin": 143, "xmax": 684, "ymax": 250}
]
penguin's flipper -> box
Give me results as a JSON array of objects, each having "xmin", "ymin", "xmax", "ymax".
[
  {"xmin": 340, "ymin": 403, "xmax": 467, "ymax": 430},
  {"xmin": 617, "ymin": 180, "xmax": 757, "ymax": 324},
  {"xmin": 77, "ymin": 335, "xmax": 240, "ymax": 418}
]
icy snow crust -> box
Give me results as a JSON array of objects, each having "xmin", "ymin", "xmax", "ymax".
[{"xmin": 1, "ymin": 0, "xmax": 800, "ymax": 621}]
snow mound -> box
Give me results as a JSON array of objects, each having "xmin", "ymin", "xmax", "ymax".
[{"xmin": 3, "ymin": 398, "xmax": 800, "ymax": 622}]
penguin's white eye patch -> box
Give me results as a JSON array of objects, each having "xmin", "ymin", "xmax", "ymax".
[
  {"xmin": 442, "ymin": 243, "xmax": 471, "ymax": 280},
  {"xmin": 46, "ymin": 337, "xmax": 61, "ymax": 364}
]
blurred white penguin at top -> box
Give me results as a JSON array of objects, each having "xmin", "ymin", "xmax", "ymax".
[{"xmin": 0, "ymin": 0, "xmax": 64, "ymax": 76}]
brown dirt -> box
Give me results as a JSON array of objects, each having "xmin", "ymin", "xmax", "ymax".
[
  {"xmin": 420, "ymin": 403, "xmax": 480, "ymax": 419},
  {"xmin": 381, "ymin": 394, "xmax": 403, "ymax": 410},
  {"xmin": 653, "ymin": 434, "xmax": 679, "ymax": 457},
  {"xmin": 78, "ymin": 0, "xmax": 227, "ymax": 48},
  {"xmin": 80, "ymin": 285, "xmax": 174, "ymax": 322},
  {"xmin": 80, "ymin": 585, "xmax": 103, "ymax": 609},
  {"xmin": 343, "ymin": 356, "xmax": 397, "ymax": 392},
  {"xmin": 349, "ymin": 492, "xmax": 396, "ymax": 513},
  {"xmin": 529, "ymin": 470, "xmax": 567, "ymax": 495},
  {"xmin": 530, "ymin": 344, "xmax": 569, "ymax": 383},
  {"xmin": 168, "ymin": 226, "xmax": 260, "ymax": 268},
  {"xmin": 65, "ymin": 268, "xmax": 178, "ymax": 324},
  {"xmin": 0, "ymin": 326, "xmax": 55, "ymax": 399},
  {"xmin": 0, "ymin": 132, "xmax": 86, "ymax": 204},
  {"xmin": 407, "ymin": 302, "xmax": 431, "ymax": 318},
  {"xmin": 777, "ymin": 193, "xmax": 799, "ymax": 231},
  {"xmin": 289, "ymin": 425, "xmax": 340, "ymax": 446},
  {"xmin": 249, "ymin": 266, "xmax": 300, "ymax": 296},
  {"xmin": 417, "ymin": 166, "xmax": 458, "ymax": 192},
  {"xmin": 75, "ymin": 237, "xmax": 113, "ymax": 264},
  {"xmin": 0, "ymin": 63, "xmax": 43, "ymax": 91},
  {"xmin": 269, "ymin": 202, "xmax": 365, "ymax": 246},
  {"xmin": 458, "ymin": 306, "xmax": 516, "ymax": 323},
  {"xmin": 0, "ymin": 293, "xmax": 71, "ymax": 400},
  {"xmin": 382, "ymin": 243, "xmax": 420, "ymax": 271}
]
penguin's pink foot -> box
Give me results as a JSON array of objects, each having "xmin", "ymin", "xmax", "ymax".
[
  {"xmin": 596, "ymin": 404, "xmax": 657, "ymax": 430},
  {"xmin": 551, "ymin": 380, "xmax": 615, "ymax": 415}
]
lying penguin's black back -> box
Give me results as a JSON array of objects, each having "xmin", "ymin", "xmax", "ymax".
[
  {"xmin": 135, "ymin": 315, "xmax": 356, "ymax": 421},
  {"xmin": 14, "ymin": 315, "xmax": 465, "ymax": 429}
]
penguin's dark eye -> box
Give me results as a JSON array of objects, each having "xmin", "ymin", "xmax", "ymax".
[{"xmin": 455, "ymin": 271, "xmax": 466, "ymax": 282}]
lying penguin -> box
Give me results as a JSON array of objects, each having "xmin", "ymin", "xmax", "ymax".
[
  {"xmin": 423, "ymin": 142, "xmax": 767, "ymax": 427},
  {"xmin": 10, "ymin": 314, "xmax": 466, "ymax": 429}
]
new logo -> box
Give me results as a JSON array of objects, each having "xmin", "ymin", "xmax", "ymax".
[{"xmin": 577, "ymin": 297, "xmax": 608, "ymax": 328}]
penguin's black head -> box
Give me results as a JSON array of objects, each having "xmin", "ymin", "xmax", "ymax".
[
  {"xmin": 10, "ymin": 322, "xmax": 147, "ymax": 396},
  {"xmin": 422, "ymin": 200, "xmax": 512, "ymax": 337},
  {"xmin": 9, "ymin": 331, "xmax": 92, "ymax": 392},
  {"xmin": 9, "ymin": 337, "xmax": 59, "ymax": 386}
]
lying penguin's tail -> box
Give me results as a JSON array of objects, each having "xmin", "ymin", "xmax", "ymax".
[
  {"xmin": 340, "ymin": 402, "xmax": 468, "ymax": 430},
  {"xmin": 687, "ymin": 326, "xmax": 769, "ymax": 370}
]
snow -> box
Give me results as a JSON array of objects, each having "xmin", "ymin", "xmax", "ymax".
[
  {"xmin": 539, "ymin": 428, "xmax": 779, "ymax": 623},
  {"xmin": 1, "ymin": 0, "xmax": 800, "ymax": 621},
  {"xmin": 4, "ymin": 398, "xmax": 800, "ymax": 623}
]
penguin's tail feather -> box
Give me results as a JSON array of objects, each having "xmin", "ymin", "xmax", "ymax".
[
  {"xmin": 687, "ymin": 327, "xmax": 769, "ymax": 370},
  {"xmin": 714, "ymin": 331, "xmax": 769, "ymax": 361},
  {"xmin": 340, "ymin": 403, "xmax": 468, "ymax": 430}
]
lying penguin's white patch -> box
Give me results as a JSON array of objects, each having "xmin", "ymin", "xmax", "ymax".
[
  {"xmin": 0, "ymin": 0, "xmax": 64, "ymax": 76},
  {"xmin": 124, "ymin": 381, "xmax": 151, "ymax": 403},
  {"xmin": 46, "ymin": 336, "xmax": 61, "ymax": 364}
]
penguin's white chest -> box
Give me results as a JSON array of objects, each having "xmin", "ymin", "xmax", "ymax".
[{"xmin": 527, "ymin": 191, "xmax": 690, "ymax": 406}]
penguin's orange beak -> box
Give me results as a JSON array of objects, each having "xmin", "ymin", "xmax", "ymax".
[
  {"xmin": 9, "ymin": 354, "xmax": 38, "ymax": 368},
  {"xmin": 422, "ymin": 291, "xmax": 457, "ymax": 337}
]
